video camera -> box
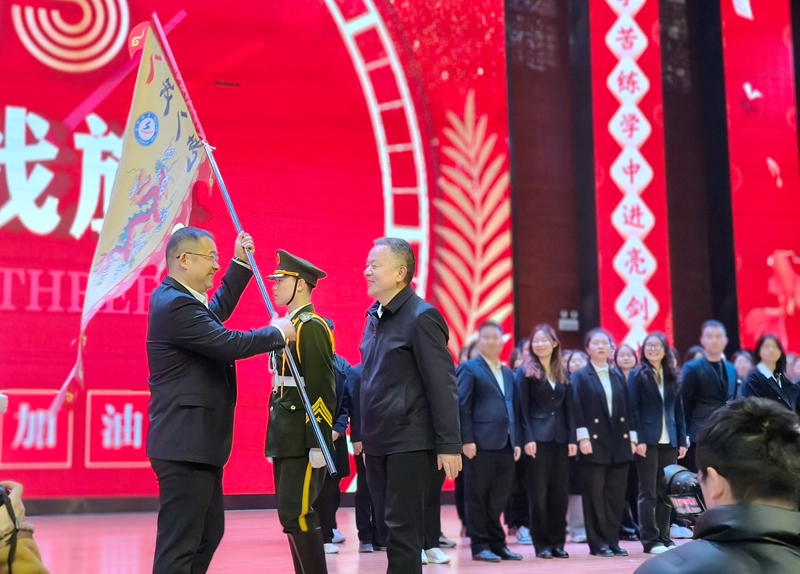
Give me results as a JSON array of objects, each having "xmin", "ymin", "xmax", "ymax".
[{"xmin": 660, "ymin": 464, "xmax": 706, "ymax": 525}]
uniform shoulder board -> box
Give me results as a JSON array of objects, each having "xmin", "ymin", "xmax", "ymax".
[{"xmin": 298, "ymin": 312, "xmax": 313, "ymax": 323}]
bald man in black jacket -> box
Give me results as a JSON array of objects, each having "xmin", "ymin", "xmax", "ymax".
[{"xmin": 360, "ymin": 238, "xmax": 461, "ymax": 574}]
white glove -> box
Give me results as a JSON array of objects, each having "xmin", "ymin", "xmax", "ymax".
[{"xmin": 309, "ymin": 448, "xmax": 326, "ymax": 469}]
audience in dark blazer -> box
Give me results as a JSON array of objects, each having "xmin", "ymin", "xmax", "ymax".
[
  {"xmin": 457, "ymin": 322, "xmax": 522, "ymax": 564},
  {"xmin": 742, "ymin": 334, "xmax": 799, "ymax": 412},
  {"xmin": 679, "ymin": 320, "xmax": 736, "ymax": 471},
  {"xmin": 572, "ymin": 329, "xmax": 635, "ymax": 558},
  {"xmin": 627, "ymin": 332, "xmax": 688, "ymax": 555},
  {"xmin": 517, "ymin": 324, "xmax": 577, "ymax": 559}
]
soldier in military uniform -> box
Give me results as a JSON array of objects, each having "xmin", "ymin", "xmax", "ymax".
[{"xmin": 266, "ymin": 250, "xmax": 336, "ymax": 574}]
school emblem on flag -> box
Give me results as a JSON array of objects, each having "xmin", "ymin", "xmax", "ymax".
[
  {"xmin": 52, "ymin": 16, "xmax": 211, "ymax": 412},
  {"xmin": 85, "ymin": 23, "xmax": 209, "ymax": 323}
]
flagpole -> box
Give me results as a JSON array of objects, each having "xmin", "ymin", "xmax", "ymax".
[{"xmin": 203, "ymin": 143, "xmax": 337, "ymax": 477}]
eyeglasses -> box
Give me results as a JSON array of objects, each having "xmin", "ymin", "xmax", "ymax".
[
  {"xmin": 644, "ymin": 344, "xmax": 664, "ymax": 351},
  {"xmin": 180, "ymin": 252, "xmax": 219, "ymax": 264}
]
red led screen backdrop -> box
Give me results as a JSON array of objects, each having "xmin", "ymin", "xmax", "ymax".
[
  {"xmin": 0, "ymin": 0, "xmax": 512, "ymax": 498},
  {"xmin": 588, "ymin": 0, "xmax": 674, "ymax": 348},
  {"xmin": 720, "ymin": 0, "xmax": 800, "ymax": 351}
]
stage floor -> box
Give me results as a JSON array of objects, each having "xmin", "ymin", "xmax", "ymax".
[{"xmin": 32, "ymin": 506, "xmax": 676, "ymax": 573}]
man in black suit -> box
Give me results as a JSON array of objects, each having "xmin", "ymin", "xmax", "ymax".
[
  {"xmin": 457, "ymin": 321, "xmax": 523, "ymax": 563},
  {"xmin": 679, "ymin": 320, "xmax": 737, "ymax": 471},
  {"xmin": 360, "ymin": 237, "xmax": 461, "ymax": 574},
  {"xmin": 147, "ymin": 227, "xmax": 294, "ymax": 574}
]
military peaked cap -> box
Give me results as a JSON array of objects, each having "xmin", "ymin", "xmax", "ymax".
[{"xmin": 267, "ymin": 249, "xmax": 327, "ymax": 287}]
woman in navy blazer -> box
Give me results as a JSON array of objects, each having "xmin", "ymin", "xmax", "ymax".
[
  {"xmin": 742, "ymin": 334, "xmax": 799, "ymax": 412},
  {"xmin": 627, "ymin": 332, "xmax": 687, "ymax": 555},
  {"xmin": 572, "ymin": 328, "xmax": 636, "ymax": 557},
  {"xmin": 517, "ymin": 324, "xmax": 577, "ymax": 559}
]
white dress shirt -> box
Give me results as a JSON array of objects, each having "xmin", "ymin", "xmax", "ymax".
[
  {"xmin": 594, "ymin": 365, "xmax": 614, "ymax": 416},
  {"xmin": 654, "ymin": 367, "xmax": 671, "ymax": 444},
  {"xmin": 482, "ymin": 355, "xmax": 505, "ymax": 396},
  {"xmin": 175, "ymin": 280, "xmax": 209, "ymax": 307}
]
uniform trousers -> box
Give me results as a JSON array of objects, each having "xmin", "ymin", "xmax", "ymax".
[
  {"xmin": 366, "ymin": 450, "xmax": 435, "ymax": 574},
  {"xmin": 273, "ymin": 456, "xmax": 326, "ymax": 533},
  {"xmin": 635, "ymin": 445, "xmax": 677, "ymax": 547},
  {"xmin": 524, "ymin": 442, "xmax": 569, "ymax": 553},
  {"xmin": 464, "ymin": 446, "xmax": 515, "ymax": 555},
  {"xmin": 151, "ymin": 458, "xmax": 224, "ymax": 574},
  {"xmin": 580, "ymin": 461, "xmax": 630, "ymax": 553}
]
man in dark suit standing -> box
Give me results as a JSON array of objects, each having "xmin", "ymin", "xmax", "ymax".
[
  {"xmin": 147, "ymin": 227, "xmax": 293, "ymax": 574},
  {"xmin": 360, "ymin": 237, "xmax": 462, "ymax": 574},
  {"xmin": 457, "ymin": 321, "xmax": 523, "ymax": 563},
  {"xmin": 679, "ymin": 320, "xmax": 737, "ymax": 471}
]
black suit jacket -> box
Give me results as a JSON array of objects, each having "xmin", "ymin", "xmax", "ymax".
[
  {"xmin": 456, "ymin": 357, "xmax": 518, "ymax": 451},
  {"xmin": 146, "ymin": 263, "xmax": 285, "ymax": 467},
  {"xmin": 627, "ymin": 364, "xmax": 687, "ymax": 448},
  {"xmin": 571, "ymin": 364, "xmax": 634, "ymax": 465},
  {"xmin": 517, "ymin": 369, "xmax": 575, "ymax": 445},
  {"xmin": 679, "ymin": 357, "xmax": 737, "ymax": 442},
  {"xmin": 742, "ymin": 368, "xmax": 799, "ymax": 412},
  {"xmin": 359, "ymin": 285, "xmax": 461, "ymax": 456}
]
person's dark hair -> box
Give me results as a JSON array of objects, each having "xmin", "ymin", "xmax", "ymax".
[
  {"xmin": 754, "ymin": 333, "xmax": 788, "ymax": 376},
  {"xmin": 374, "ymin": 237, "xmax": 416, "ymax": 285},
  {"xmin": 508, "ymin": 346, "xmax": 522, "ymax": 371},
  {"xmin": 696, "ymin": 397, "xmax": 800, "ymax": 506},
  {"xmin": 701, "ymin": 319, "xmax": 727, "ymax": 336},
  {"xmin": 683, "ymin": 345, "xmax": 704, "ymax": 365},
  {"xmin": 478, "ymin": 321, "xmax": 503, "ymax": 336},
  {"xmin": 639, "ymin": 332, "xmax": 679, "ymax": 393},
  {"xmin": 667, "ymin": 347, "xmax": 681, "ymax": 371},
  {"xmin": 731, "ymin": 350, "xmax": 754, "ymax": 365},
  {"xmin": 613, "ymin": 343, "xmax": 638, "ymax": 370},
  {"xmin": 166, "ymin": 227, "xmax": 214, "ymax": 265},
  {"xmin": 566, "ymin": 350, "xmax": 589, "ymax": 375},
  {"xmin": 458, "ymin": 339, "xmax": 478, "ymax": 364},
  {"xmin": 522, "ymin": 324, "xmax": 567, "ymax": 384},
  {"xmin": 584, "ymin": 327, "xmax": 612, "ymax": 349}
]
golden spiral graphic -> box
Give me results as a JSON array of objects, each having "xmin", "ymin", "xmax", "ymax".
[{"xmin": 11, "ymin": 0, "xmax": 129, "ymax": 73}]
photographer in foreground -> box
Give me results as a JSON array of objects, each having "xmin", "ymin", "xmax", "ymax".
[{"xmin": 635, "ymin": 397, "xmax": 800, "ymax": 573}]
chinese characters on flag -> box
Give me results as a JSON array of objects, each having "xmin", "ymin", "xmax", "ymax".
[{"xmin": 592, "ymin": 0, "xmax": 673, "ymax": 347}]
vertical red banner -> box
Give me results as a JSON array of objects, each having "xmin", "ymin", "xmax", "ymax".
[
  {"xmin": 589, "ymin": 0, "xmax": 674, "ymax": 347},
  {"xmin": 720, "ymin": 1, "xmax": 800, "ymax": 350}
]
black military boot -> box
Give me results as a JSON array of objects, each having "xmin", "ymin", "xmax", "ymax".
[
  {"xmin": 288, "ymin": 528, "xmax": 329, "ymax": 574},
  {"xmin": 287, "ymin": 534, "xmax": 304, "ymax": 574}
]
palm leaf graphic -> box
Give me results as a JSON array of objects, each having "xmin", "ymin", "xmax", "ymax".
[{"xmin": 432, "ymin": 90, "xmax": 514, "ymax": 354}]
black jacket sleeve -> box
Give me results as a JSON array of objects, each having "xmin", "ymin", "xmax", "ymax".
[
  {"xmin": 456, "ymin": 362, "xmax": 476, "ymax": 445},
  {"xmin": 411, "ymin": 309, "xmax": 461, "ymax": 455}
]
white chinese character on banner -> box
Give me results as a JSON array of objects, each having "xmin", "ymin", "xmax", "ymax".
[
  {"xmin": 70, "ymin": 114, "xmax": 122, "ymax": 239},
  {"xmin": 0, "ymin": 106, "xmax": 60, "ymax": 234},
  {"xmin": 102, "ymin": 403, "xmax": 144, "ymax": 450},
  {"xmin": 11, "ymin": 402, "xmax": 57, "ymax": 450}
]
